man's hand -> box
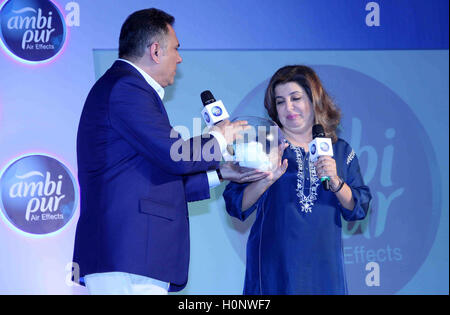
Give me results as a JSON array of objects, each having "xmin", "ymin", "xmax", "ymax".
[
  {"xmin": 211, "ymin": 119, "xmax": 250, "ymax": 144},
  {"xmin": 219, "ymin": 162, "xmax": 269, "ymax": 183}
]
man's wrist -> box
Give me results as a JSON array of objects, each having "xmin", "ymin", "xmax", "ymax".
[
  {"xmin": 216, "ymin": 168, "xmax": 223, "ymax": 182},
  {"xmin": 209, "ymin": 130, "xmax": 233, "ymax": 161},
  {"xmin": 207, "ymin": 170, "xmax": 221, "ymax": 188}
]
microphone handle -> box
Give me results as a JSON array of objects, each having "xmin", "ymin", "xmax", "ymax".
[{"xmin": 321, "ymin": 176, "xmax": 330, "ymax": 191}]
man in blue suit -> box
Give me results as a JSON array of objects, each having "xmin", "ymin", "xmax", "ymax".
[{"xmin": 73, "ymin": 8, "xmax": 266, "ymax": 294}]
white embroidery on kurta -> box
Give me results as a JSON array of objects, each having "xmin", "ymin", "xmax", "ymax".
[
  {"xmin": 347, "ymin": 149, "xmax": 356, "ymax": 165},
  {"xmin": 290, "ymin": 144, "xmax": 320, "ymax": 213}
]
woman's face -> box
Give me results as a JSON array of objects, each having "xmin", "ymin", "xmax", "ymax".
[{"xmin": 274, "ymin": 81, "xmax": 315, "ymax": 136}]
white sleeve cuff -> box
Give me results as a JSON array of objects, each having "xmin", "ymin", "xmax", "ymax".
[
  {"xmin": 209, "ymin": 130, "xmax": 234, "ymax": 162},
  {"xmin": 209, "ymin": 130, "xmax": 227, "ymax": 153},
  {"xmin": 207, "ymin": 170, "xmax": 221, "ymax": 188}
]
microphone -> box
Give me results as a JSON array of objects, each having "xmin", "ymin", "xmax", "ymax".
[
  {"xmin": 309, "ymin": 124, "xmax": 333, "ymax": 191},
  {"xmin": 200, "ymin": 90, "xmax": 230, "ymax": 127},
  {"xmin": 200, "ymin": 90, "xmax": 234, "ymax": 160}
]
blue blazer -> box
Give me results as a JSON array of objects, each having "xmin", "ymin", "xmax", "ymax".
[{"xmin": 73, "ymin": 60, "xmax": 220, "ymax": 292}]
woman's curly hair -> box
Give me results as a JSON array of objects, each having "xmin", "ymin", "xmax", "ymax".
[{"xmin": 264, "ymin": 65, "xmax": 341, "ymax": 142}]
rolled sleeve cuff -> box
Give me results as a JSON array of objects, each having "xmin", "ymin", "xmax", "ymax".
[
  {"xmin": 339, "ymin": 187, "xmax": 367, "ymax": 221},
  {"xmin": 207, "ymin": 170, "xmax": 221, "ymax": 188}
]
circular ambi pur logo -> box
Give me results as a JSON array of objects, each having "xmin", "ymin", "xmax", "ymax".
[
  {"xmin": 320, "ymin": 142, "xmax": 330, "ymax": 152},
  {"xmin": 204, "ymin": 112, "xmax": 211, "ymax": 123},
  {"xmin": 0, "ymin": 154, "xmax": 78, "ymax": 235},
  {"xmin": 0, "ymin": 0, "xmax": 66, "ymax": 63},
  {"xmin": 212, "ymin": 106, "xmax": 223, "ymax": 117}
]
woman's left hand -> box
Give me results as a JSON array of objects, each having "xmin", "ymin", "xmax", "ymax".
[{"xmin": 314, "ymin": 156, "xmax": 340, "ymax": 189}]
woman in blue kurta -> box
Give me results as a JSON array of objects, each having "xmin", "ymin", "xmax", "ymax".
[{"xmin": 223, "ymin": 65, "xmax": 372, "ymax": 295}]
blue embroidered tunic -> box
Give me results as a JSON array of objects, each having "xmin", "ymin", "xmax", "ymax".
[{"xmin": 223, "ymin": 139, "xmax": 372, "ymax": 295}]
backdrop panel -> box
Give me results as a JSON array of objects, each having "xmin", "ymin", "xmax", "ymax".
[{"xmin": 0, "ymin": 0, "xmax": 448, "ymax": 294}]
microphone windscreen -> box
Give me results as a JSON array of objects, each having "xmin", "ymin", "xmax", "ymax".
[
  {"xmin": 201, "ymin": 90, "xmax": 216, "ymax": 106},
  {"xmin": 312, "ymin": 124, "xmax": 325, "ymax": 139}
]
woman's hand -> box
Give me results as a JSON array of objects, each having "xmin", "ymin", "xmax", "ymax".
[
  {"xmin": 314, "ymin": 155, "xmax": 355, "ymax": 209},
  {"xmin": 314, "ymin": 156, "xmax": 340, "ymax": 190},
  {"xmin": 240, "ymin": 142, "xmax": 289, "ymax": 211},
  {"xmin": 263, "ymin": 142, "xmax": 289, "ymax": 184}
]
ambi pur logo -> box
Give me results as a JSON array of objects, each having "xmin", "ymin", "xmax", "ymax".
[
  {"xmin": 320, "ymin": 142, "xmax": 329, "ymax": 152},
  {"xmin": 212, "ymin": 106, "xmax": 223, "ymax": 117},
  {"xmin": 0, "ymin": 0, "xmax": 66, "ymax": 63},
  {"xmin": 0, "ymin": 154, "xmax": 78, "ymax": 235}
]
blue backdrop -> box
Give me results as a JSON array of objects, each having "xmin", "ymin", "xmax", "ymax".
[{"xmin": 0, "ymin": 0, "xmax": 448, "ymax": 294}]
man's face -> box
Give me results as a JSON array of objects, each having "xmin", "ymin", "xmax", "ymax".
[{"xmin": 158, "ymin": 25, "xmax": 182, "ymax": 87}]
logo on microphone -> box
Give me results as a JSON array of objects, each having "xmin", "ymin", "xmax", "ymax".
[
  {"xmin": 310, "ymin": 144, "xmax": 316, "ymax": 155},
  {"xmin": 0, "ymin": 154, "xmax": 78, "ymax": 236},
  {"xmin": 203, "ymin": 112, "xmax": 211, "ymax": 123},
  {"xmin": 320, "ymin": 142, "xmax": 330, "ymax": 152},
  {"xmin": 0, "ymin": 0, "xmax": 67, "ymax": 63},
  {"xmin": 211, "ymin": 106, "xmax": 223, "ymax": 117}
]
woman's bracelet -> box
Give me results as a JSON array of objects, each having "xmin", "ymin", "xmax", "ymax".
[{"xmin": 331, "ymin": 177, "xmax": 345, "ymax": 193}]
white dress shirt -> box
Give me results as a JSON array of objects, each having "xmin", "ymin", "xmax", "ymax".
[{"xmin": 117, "ymin": 58, "xmax": 226, "ymax": 187}]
